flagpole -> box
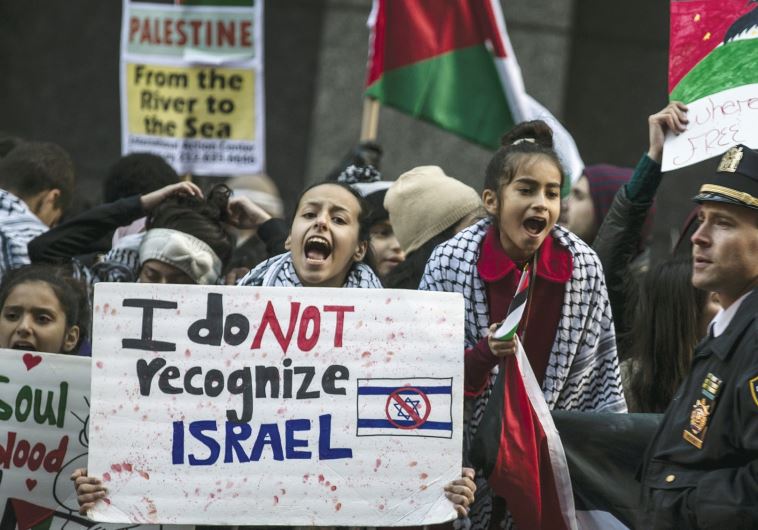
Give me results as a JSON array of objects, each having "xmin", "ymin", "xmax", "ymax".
[{"xmin": 360, "ymin": 97, "xmax": 380, "ymax": 141}]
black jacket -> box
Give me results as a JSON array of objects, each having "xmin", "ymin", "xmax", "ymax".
[{"xmin": 638, "ymin": 288, "xmax": 758, "ymax": 529}]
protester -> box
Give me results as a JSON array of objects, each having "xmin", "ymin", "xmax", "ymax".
[
  {"xmin": 225, "ymin": 172, "xmax": 288, "ymax": 274},
  {"xmin": 420, "ymin": 120, "xmax": 625, "ymax": 528},
  {"xmin": 592, "ymin": 101, "xmax": 686, "ymax": 342},
  {"xmin": 0, "ymin": 264, "xmax": 89, "ymax": 354},
  {"xmin": 0, "ymin": 264, "xmax": 90, "ymax": 527},
  {"xmin": 238, "ymin": 181, "xmax": 382, "ymax": 288},
  {"xmin": 565, "ymin": 164, "xmax": 635, "ymax": 244},
  {"xmin": 384, "ymin": 165, "xmax": 485, "ymax": 289},
  {"xmin": 29, "ymin": 181, "xmax": 278, "ymax": 286},
  {"xmin": 638, "ymin": 143, "xmax": 758, "ymax": 528},
  {"xmin": 334, "ymin": 163, "xmax": 405, "ymax": 283},
  {"xmin": 623, "ymin": 257, "xmax": 720, "ymax": 412},
  {"xmin": 0, "ymin": 141, "xmax": 75, "ymax": 278}
]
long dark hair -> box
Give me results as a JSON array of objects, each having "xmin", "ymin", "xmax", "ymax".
[
  {"xmin": 627, "ymin": 257, "xmax": 706, "ymax": 412},
  {"xmin": 384, "ymin": 227, "xmax": 457, "ymax": 289},
  {"xmin": 147, "ymin": 183, "xmax": 235, "ymax": 268},
  {"xmin": 0, "ymin": 264, "xmax": 90, "ymax": 350},
  {"xmin": 484, "ymin": 120, "xmax": 565, "ymax": 193}
]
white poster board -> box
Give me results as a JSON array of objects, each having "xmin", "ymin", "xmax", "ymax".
[
  {"xmin": 662, "ymin": 85, "xmax": 758, "ymax": 171},
  {"xmin": 0, "ymin": 349, "xmax": 193, "ymax": 530},
  {"xmin": 120, "ymin": 1, "xmax": 265, "ymax": 175},
  {"xmin": 87, "ymin": 284, "xmax": 464, "ymax": 525},
  {"xmin": 0, "ymin": 350, "xmax": 90, "ymax": 525}
]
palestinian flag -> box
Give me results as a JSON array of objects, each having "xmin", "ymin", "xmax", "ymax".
[
  {"xmin": 669, "ymin": 0, "xmax": 758, "ymax": 103},
  {"xmin": 663, "ymin": 0, "xmax": 758, "ymax": 170},
  {"xmin": 493, "ymin": 264, "xmax": 530, "ymax": 341},
  {"xmin": 471, "ymin": 351, "xmax": 662, "ymax": 530},
  {"xmin": 365, "ymin": 0, "xmax": 529, "ymax": 149},
  {"xmin": 470, "ymin": 341, "xmax": 577, "ymax": 530},
  {"xmin": 364, "ymin": 0, "xmax": 584, "ymax": 192}
]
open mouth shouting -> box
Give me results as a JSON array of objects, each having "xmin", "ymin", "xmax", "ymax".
[
  {"xmin": 523, "ymin": 216, "xmax": 548, "ymax": 237},
  {"xmin": 304, "ymin": 236, "xmax": 332, "ymax": 264},
  {"xmin": 11, "ymin": 341, "xmax": 36, "ymax": 351}
]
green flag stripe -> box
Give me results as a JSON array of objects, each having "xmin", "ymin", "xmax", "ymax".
[
  {"xmin": 366, "ymin": 44, "xmax": 514, "ymax": 149},
  {"xmin": 670, "ymin": 39, "xmax": 758, "ymax": 103}
]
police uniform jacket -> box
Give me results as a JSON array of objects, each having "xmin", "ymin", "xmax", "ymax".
[{"xmin": 638, "ymin": 288, "xmax": 758, "ymax": 529}]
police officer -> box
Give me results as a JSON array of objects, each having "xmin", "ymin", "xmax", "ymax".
[{"xmin": 639, "ymin": 144, "xmax": 758, "ymax": 529}]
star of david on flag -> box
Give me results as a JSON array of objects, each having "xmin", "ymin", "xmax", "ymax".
[{"xmin": 356, "ymin": 377, "xmax": 453, "ymax": 438}]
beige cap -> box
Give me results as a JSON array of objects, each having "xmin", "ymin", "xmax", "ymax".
[{"xmin": 384, "ymin": 165, "xmax": 482, "ymax": 254}]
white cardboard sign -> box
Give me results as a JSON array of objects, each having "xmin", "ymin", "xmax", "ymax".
[
  {"xmin": 87, "ymin": 284, "xmax": 464, "ymax": 525},
  {"xmin": 662, "ymin": 84, "xmax": 758, "ymax": 171},
  {"xmin": 0, "ymin": 350, "xmax": 90, "ymax": 523}
]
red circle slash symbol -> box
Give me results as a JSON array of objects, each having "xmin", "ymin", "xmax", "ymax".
[{"xmin": 385, "ymin": 387, "xmax": 431, "ymax": 429}]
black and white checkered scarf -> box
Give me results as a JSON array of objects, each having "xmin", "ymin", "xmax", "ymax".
[
  {"xmin": 237, "ymin": 251, "xmax": 382, "ymax": 288},
  {"xmin": 420, "ymin": 218, "xmax": 626, "ymax": 529}
]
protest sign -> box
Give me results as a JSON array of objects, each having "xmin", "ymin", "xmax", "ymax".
[
  {"xmin": 87, "ymin": 284, "xmax": 464, "ymax": 525},
  {"xmin": 663, "ymin": 0, "xmax": 758, "ymax": 171},
  {"xmin": 0, "ymin": 349, "xmax": 90, "ymax": 528},
  {"xmin": 0, "ymin": 349, "xmax": 192, "ymax": 530},
  {"xmin": 120, "ymin": 1, "xmax": 264, "ymax": 175}
]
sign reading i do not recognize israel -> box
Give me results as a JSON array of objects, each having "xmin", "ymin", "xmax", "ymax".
[{"xmin": 86, "ymin": 283, "xmax": 464, "ymax": 526}]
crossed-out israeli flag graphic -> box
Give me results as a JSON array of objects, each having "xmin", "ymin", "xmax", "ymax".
[{"xmin": 356, "ymin": 378, "xmax": 453, "ymax": 438}]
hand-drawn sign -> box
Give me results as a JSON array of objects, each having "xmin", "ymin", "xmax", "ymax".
[{"xmin": 385, "ymin": 387, "xmax": 431, "ymax": 429}]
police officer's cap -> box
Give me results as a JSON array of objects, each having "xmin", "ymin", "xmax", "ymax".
[{"xmin": 693, "ymin": 144, "xmax": 758, "ymax": 210}]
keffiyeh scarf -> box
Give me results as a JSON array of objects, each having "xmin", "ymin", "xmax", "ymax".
[
  {"xmin": 420, "ymin": 218, "xmax": 626, "ymax": 529},
  {"xmin": 237, "ymin": 251, "xmax": 382, "ymax": 288}
]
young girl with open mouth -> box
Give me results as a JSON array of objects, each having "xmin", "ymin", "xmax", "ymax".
[
  {"xmin": 0, "ymin": 264, "xmax": 88, "ymax": 355},
  {"xmin": 238, "ymin": 181, "xmax": 382, "ymax": 288},
  {"xmin": 420, "ymin": 120, "xmax": 625, "ymax": 528}
]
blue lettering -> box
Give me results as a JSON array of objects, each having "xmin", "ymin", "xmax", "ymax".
[
  {"xmin": 188, "ymin": 420, "xmax": 220, "ymax": 465},
  {"xmin": 318, "ymin": 414, "xmax": 352, "ymax": 460},
  {"xmin": 173, "ymin": 417, "xmax": 352, "ymax": 465},
  {"xmin": 172, "ymin": 420, "xmax": 184, "ymax": 464},
  {"xmin": 285, "ymin": 419, "xmax": 311, "ymax": 459},
  {"xmin": 250, "ymin": 423, "xmax": 284, "ymax": 461},
  {"xmin": 224, "ymin": 422, "xmax": 252, "ymax": 463}
]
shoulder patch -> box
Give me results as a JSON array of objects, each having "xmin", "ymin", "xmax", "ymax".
[{"xmin": 750, "ymin": 375, "xmax": 758, "ymax": 408}]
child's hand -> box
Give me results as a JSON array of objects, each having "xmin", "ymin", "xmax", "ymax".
[
  {"xmin": 71, "ymin": 467, "xmax": 107, "ymax": 515},
  {"xmin": 445, "ymin": 467, "xmax": 477, "ymax": 517},
  {"xmin": 487, "ymin": 324, "xmax": 517, "ymax": 357}
]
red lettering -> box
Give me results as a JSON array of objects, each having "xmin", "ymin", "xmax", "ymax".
[
  {"xmin": 0, "ymin": 432, "xmax": 68, "ymax": 472},
  {"xmin": 153, "ymin": 17, "xmax": 161, "ymax": 45},
  {"xmin": 218, "ymin": 20, "xmax": 235, "ymax": 47},
  {"xmin": 323, "ymin": 306, "xmax": 354, "ymax": 347},
  {"xmin": 0, "ymin": 431, "xmax": 15, "ymax": 468},
  {"xmin": 140, "ymin": 18, "xmax": 152, "ymax": 44},
  {"xmin": 129, "ymin": 16, "xmax": 140, "ymax": 43},
  {"xmin": 12, "ymin": 440, "xmax": 30, "ymax": 467},
  {"xmin": 176, "ymin": 19, "xmax": 187, "ymax": 46},
  {"xmin": 27, "ymin": 442, "xmax": 45, "ymax": 471},
  {"xmin": 297, "ymin": 306, "xmax": 321, "ymax": 351},
  {"xmin": 241, "ymin": 20, "xmax": 252, "ymax": 47},
  {"xmin": 163, "ymin": 17, "xmax": 174, "ymax": 46},
  {"xmin": 251, "ymin": 302, "xmax": 301, "ymax": 353},
  {"xmin": 190, "ymin": 20, "xmax": 203, "ymax": 46}
]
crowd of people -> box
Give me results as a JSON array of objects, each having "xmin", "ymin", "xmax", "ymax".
[{"xmin": 1, "ymin": 98, "xmax": 758, "ymax": 529}]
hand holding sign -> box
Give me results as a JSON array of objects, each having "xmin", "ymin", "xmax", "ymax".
[{"xmin": 649, "ymin": 101, "xmax": 689, "ymax": 163}]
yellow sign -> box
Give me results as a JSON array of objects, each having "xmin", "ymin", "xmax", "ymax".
[{"xmin": 126, "ymin": 63, "xmax": 255, "ymax": 141}]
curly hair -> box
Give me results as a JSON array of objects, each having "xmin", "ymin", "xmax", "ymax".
[{"xmin": 146, "ymin": 184, "xmax": 235, "ymax": 267}]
